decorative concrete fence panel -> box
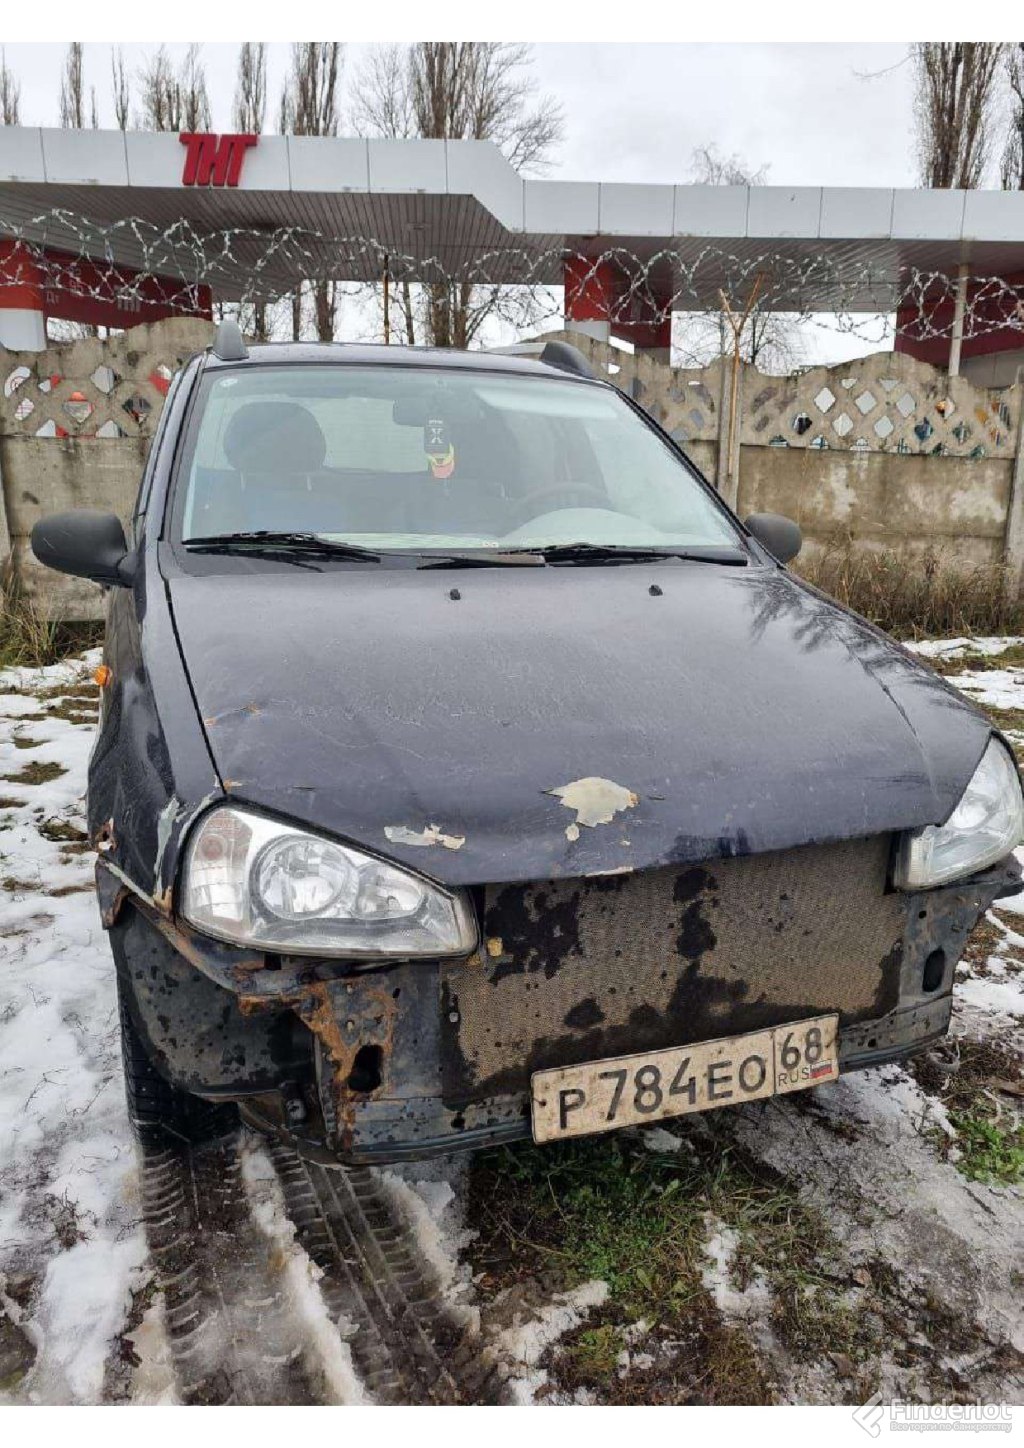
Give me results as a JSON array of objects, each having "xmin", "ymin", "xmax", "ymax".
[{"xmin": 0, "ymin": 319, "xmax": 213, "ymax": 616}]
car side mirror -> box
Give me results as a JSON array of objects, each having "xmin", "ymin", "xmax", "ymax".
[
  {"xmin": 744, "ymin": 512, "xmax": 802, "ymax": 564},
  {"xmin": 30, "ymin": 510, "xmax": 135, "ymax": 588}
]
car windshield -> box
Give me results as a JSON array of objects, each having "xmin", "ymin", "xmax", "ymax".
[{"xmin": 176, "ymin": 363, "xmax": 741, "ymax": 553}]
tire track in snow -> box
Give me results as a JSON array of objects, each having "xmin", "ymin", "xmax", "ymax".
[
  {"xmin": 267, "ymin": 1141, "xmax": 509, "ymax": 1404},
  {"xmin": 139, "ymin": 1130, "xmax": 324, "ymax": 1404},
  {"xmin": 139, "ymin": 1129, "xmax": 507, "ymax": 1404}
]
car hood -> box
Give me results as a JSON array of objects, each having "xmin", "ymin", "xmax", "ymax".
[{"xmin": 168, "ymin": 561, "xmax": 991, "ymax": 887}]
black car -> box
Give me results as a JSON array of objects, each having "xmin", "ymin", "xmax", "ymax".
[{"xmin": 31, "ymin": 323, "xmax": 1023, "ymax": 1162}]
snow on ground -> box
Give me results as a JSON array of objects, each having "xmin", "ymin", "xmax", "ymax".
[
  {"xmin": 0, "ymin": 650, "xmax": 149, "ymax": 1404},
  {"xmin": 495, "ymin": 1280, "xmax": 610, "ymax": 1404},
  {"xmin": 907, "ymin": 637, "xmax": 1024, "ymax": 660}
]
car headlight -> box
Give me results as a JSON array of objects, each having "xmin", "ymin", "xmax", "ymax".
[
  {"xmin": 180, "ymin": 806, "xmax": 477, "ymax": 958},
  {"xmin": 894, "ymin": 738, "xmax": 1023, "ymax": 889}
]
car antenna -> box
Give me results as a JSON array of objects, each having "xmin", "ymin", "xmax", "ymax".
[{"xmin": 213, "ymin": 317, "xmax": 249, "ymax": 362}]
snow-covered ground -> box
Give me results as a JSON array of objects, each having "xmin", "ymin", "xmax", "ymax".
[
  {"xmin": 1, "ymin": 643, "xmax": 1022, "ymax": 1405},
  {"xmin": 0, "ymin": 650, "xmax": 152, "ymax": 1403}
]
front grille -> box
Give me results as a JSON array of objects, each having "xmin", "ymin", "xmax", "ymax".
[{"xmin": 440, "ymin": 836, "xmax": 904, "ymax": 1103}]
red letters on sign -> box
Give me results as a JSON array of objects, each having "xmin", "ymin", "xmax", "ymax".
[{"xmin": 179, "ymin": 133, "xmax": 258, "ymax": 188}]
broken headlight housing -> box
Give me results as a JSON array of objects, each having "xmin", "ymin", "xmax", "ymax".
[
  {"xmin": 181, "ymin": 806, "xmax": 477, "ymax": 957},
  {"xmin": 894, "ymin": 738, "xmax": 1023, "ymax": 889}
]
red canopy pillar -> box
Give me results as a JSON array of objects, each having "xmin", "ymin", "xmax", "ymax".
[
  {"xmin": 0, "ymin": 239, "xmax": 46, "ymax": 350},
  {"xmin": 564, "ymin": 256, "xmax": 671, "ymax": 364},
  {"xmin": 895, "ymin": 269, "xmax": 1024, "ymax": 384}
]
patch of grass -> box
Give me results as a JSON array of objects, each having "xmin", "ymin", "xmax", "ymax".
[
  {"xmin": 469, "ymin": 1121, "xmax": 858, "ymax": 1402},
  {"xmin": 796, "ymin": 543, "xmax": 1024, "ymax": 640},
  {"xmin": 937, "ymin": 642, "xmax": 1024, "ymax": 674},
  {"xmin": 36, "ymin": 683, "xmax": 98, "ymax": 702},
  {"xmin": 909, "ymin": 1038, "xmax": 1024, "ymax": 1186},
  {"xmin": 1, "ymin": 760, "xmax": 66, "ymax": 786},
  {"xmin": 561, "ymin": 1323, "xmax": 624, "ymax": 1381},
  {"xmin": 558, "ymin": 1309, "xmax": 769, "ymax": 1405},
  {"xmin": 948, "ymin": 1111, "xmax": 1024, "ymax": 1185},
  {"xmin": 0, "ymin": 795, "xmax": 25, "ymax": 809},
  {"xmin": 11, "ymin": 734, "xmax": 46, "ymax": 750},
  {"xmin": 44, "ymin": 704, "xmax": 97, "ymax": 726},
  {"xmin": 0, "ymin": 579, "xmax": 102, "ymax": 670},
  {"xmin": 36, "ymin": 817, "xmax": 87, "ymax": 844}
]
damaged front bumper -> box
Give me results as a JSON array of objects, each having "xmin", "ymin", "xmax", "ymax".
[{"xmin": 99, "ymin": 845, "xmax": 1021, "ymax": 1165}]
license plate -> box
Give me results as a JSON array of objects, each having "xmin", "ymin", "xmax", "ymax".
[{"xmin": 531, "ymin": 1014, "xmax": 839, "ymax": 1144}]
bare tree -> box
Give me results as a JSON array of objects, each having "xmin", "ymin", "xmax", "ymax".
[
  {"xmin": 90, "ymin": 86, "xmax": 99, "ymax": 128},
  {"xmin": 138, "ymin": 46, "xmax": 181, "ymax": 130},
  {"xmin": 675, "ymin": 146, "xmax": 801, "ymax": 373},
  {"xmin": 349, "ymin": 43, "xmax": 414, "ymax": 139},
  {"xmin": 691, "ymin": 142, "xmax": 768, "ymax": 187},
  {"xmin": 913, "ymin": 42, "xmax": 1003, "ymax": 188},
  {"xmin": 60, "ymin": 43, "xmax": 85, "ymax": 128},
  {"xmin": 138, "ymin": 44, "xmax": 210, "ymax": 132},
  {"xmin": 233, "ymin": 42, "xmax": 267, "ymax": 133},
  {"xmin": 278, "ymin": 43, "xmax": 343, "ymax": 340},
  {"xmin": 180, "ymin": 44, "xmax": 211, "ymax": 132},
  {"xmin": 279, "ymin": 41, "xmax": 341, "ymax": 137},
  {"xmin": 233, "ymin": 44, "xmax": 269, "ymax": 338},
  {"xmin": 350, "ymin": 42, "xmax": 563, "ymax": 346},
  {"xmin": 1002, "ymin": 44, "xmax": 1024, "ymax": 189},
  {"xmin": 0, "ymin": 49, "xmax": 19, "ymax": 126},
  {"xmin": 111, "ymin": 47, "xmax": 130, "ymax": 130}
]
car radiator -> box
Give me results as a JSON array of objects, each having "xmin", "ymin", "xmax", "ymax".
[{"xmin": 439, "ymin": 835, "xmax": 905, "ymax": 1103}]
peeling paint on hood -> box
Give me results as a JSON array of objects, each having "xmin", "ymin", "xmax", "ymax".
[
  {"xmin": 548, "ymin": 777, "xmax": 638, "ymax": 841},
  {"xmin": 384, "ymin": 823, "xmax": 466, "ymax": 850}
]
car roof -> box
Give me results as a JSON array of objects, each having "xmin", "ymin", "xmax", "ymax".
[{"xmin": 203, "ymin": 339, "xmax": 602, "ymax": 383}]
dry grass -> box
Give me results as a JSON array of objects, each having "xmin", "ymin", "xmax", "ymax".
[
  {"xmin": 796, "ymin": 543, "xmax": 1024, "ymax": 641},
  {"xmin": 0, "ymin": 578, "xmax": 102, "ymax": 671}
]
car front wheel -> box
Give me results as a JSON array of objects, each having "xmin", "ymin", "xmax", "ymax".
[{"xmin": 116, "ymin": 974, "xmax": 237, "ymax": 1147}]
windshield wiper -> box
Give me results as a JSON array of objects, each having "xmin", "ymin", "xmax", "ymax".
[
  {"xmin": 183, "ymin": 531, "xmax": 382, "ymax": 563},
  {"xmin": 509, "ymin": 542, "xmax": 750, "ymax": 566}
]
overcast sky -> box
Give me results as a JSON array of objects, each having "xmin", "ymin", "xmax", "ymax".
[{"xmin": 2, "ymin": 41, "xmax": 921, "ymax": 188}]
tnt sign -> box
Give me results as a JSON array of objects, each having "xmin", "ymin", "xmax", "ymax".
[{"xmin": 179, "ymin": 133, "xmax": 258, "ymax": 188}]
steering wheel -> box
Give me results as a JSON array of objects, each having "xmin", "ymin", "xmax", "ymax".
[{"xmin": 506, "ymin": 483, "xmax": 609, "ymax": 530}]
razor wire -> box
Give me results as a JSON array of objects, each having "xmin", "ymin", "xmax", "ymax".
[{"xmin": 2, "ymin": 207, "xmax": 1024, "ymax": 350}]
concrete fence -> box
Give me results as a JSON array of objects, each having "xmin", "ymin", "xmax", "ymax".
[
  {"xmin": 0, "ymin": 318, "xmax": 214, "ymax": 618},
  {"xmin": 559, "ymin": 332, "xmax": 1024, "ymax": 589},
  {"xmin": 2, "ymin": 319, "xmax": 1024, "ymax": 620}
]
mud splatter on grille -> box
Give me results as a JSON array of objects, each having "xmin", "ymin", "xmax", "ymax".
[{"xmin": 441, "ymin": 836, "xmax": 904, "ymax": 1103}]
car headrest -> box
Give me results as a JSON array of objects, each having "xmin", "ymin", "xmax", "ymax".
[{"xmin": 222, "ymin": 401, "xmax": 327, "ymax": 473}]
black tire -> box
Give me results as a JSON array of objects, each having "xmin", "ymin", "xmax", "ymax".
[{"xmin": 117, "ymin": 974, "xmax": 238, "ymax": 1146}]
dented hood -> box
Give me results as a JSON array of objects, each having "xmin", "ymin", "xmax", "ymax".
[{"xmin": 167, "ymin": 562, "xmax": 991, "ymax": 886}]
